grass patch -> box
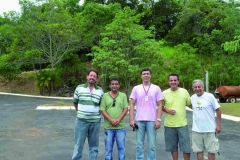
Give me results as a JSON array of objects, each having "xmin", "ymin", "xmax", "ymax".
[{"xmin": 220, "ymin": 103, "xmax": 240, "ymax": 117}]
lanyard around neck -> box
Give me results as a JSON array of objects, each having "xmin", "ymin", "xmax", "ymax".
[{"xmin": 142, "ymin": 84, "xmax": 151, "ymax": 95}]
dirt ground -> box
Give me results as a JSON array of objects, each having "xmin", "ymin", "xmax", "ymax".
[{"xmin": 0, "ymin": 76, "xmax": 40, "ymax": 95}]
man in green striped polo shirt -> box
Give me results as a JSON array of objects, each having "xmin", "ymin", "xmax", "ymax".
[{"xmin": 72, "ymin": 69, "xmax": 104, "ymax": 160}]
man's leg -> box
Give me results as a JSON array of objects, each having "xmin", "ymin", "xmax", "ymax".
[
  {"xmin": 183, "ymin": 153, "xmax": 190, "ymax": 160},
  {"xmin": 104, "ymin": 129, "xmax": 115, "ymax": 160},
  {"xmin": 205, "ymin": 133, "xmax": 219, "ymax": 160},
  {"xmin": 192, "ymin": 132, "xmax": 204, "ymax": 160},
  {"xmin": 88, "ymin": 122, "xmax": 100, "ymax": 160},
  {"xmin": 146, "ymin": 121, "xmax": 157, "ymax": 160},
  {"xmin": 208, "ymin": 153, "xmax": 215, "ymax": 160},
  {"xmin": 136, "ymin": 121, "xmax": 146, "ymax": 160},
  {"xmin": 164, "ymin": 127, "xmax": 178, "ymax": 160},
  {"xmin": 72, "ymin": 119, "xmax": 88, "ymax": 160},
  {"xmin": 197, "ymin": 152, "xmax": 204, "ymax": 160},
  {"xmin": 116, "ymin": 129, "xmax": 126, "ymax": 160},
  {"xmin": 178, "ymin": 126, "xmax": 191, "ymax": 160},
  {"xmin": 171, "ymin": 151, "xmax": 178, "ymax": 160}
]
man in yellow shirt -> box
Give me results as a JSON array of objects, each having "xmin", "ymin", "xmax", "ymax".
[{"xmin": 162, "ymin": 73, "xmax": 191, "ymax": 160}]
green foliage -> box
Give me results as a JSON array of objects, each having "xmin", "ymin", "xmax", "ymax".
[
  {"xmin": 0, "ymin": 54, "xmax": 21, "ymax": 82},
  {"xmin": 223, "ymin": 35, "xmax": 240, "ymax": 53},
  {"xmin": 158, "ymin": 43, "xmax": 201, "ymax": 89},
  {"xmin": 75, "ymin": 3, "xmax": 121, "ymax": 47},
  {"xmin": 0, "ymin": 0, "xmax": 240, "ymax": 94},
  {"xmin": 90, "ymin": 7, "xmax": 160, "ymax": 96},
  {"xmin": 55, "ymin": 53, "xmax": 86, "ymax": 87},
  {"xmin": 35, "ymin": 70, "xmax": 61, "ymax": 95},
  {"xmin": 139, "ymin": 0, "xmax": 181, "ymax": 39},
  {"xmin": 0, "ymin": 63, "xmax": 21, "ymax": 82},
  {"xmin": 16, "ymin": 0, "xmax": 82, "ymax": 72}
]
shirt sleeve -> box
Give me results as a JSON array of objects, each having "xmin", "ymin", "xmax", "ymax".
[
  {"xmin": 186, "ymin": 90, "xmax": 191, "ymax": 106},
  {"xmin": 211, "ymin": 94, "xmax": 220, "ymax": 110},
  {"xmin": 100, "ymin": 94, "xmax": 107, "ymax": 111},
  {"xmin": 156, "ymin": 86, "xmax": 164, "ymax": 102},
  {"xmin": 123, "ymin": 93, "xmax": 129, "ymax": 108},
  {"xmin": 130, "ymin": 86, "xmax": 136, "ymax": 100}
]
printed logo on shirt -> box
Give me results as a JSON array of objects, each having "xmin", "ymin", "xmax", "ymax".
[{"xmin": 196, "ymin": 101, "xmax": 202, "ymax": 110}]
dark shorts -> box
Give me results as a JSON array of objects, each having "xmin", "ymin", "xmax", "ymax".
[{"xmin": 164, "ymin": 125, "xmax": 191, "ymax": 153}]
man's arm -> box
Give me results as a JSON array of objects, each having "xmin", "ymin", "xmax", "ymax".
[
  {"xmin": 129, "ymin": 98, "xmax": 136, "ymax": 128},
  {"xmin": 162, "ymin": 107, "xmax": 176, "ymax": 115},
  {"xmin": 101, "ymin": 110, "xmax": 118, "ymax": 126},
  {"xmin": 155, "ymin": 100, "xmax": 163, "ymax": 129},
  {"xmin": 73, "ymin": 103, "xmax": 78, "ymax": 111},
  {"xmin": 156, "ymin": 100, "xmax": 163, "ymax": 119},
  {"xmin": 215, "ymin": 108, "xmax": 221, "ymax": 134},
  {"xmin": 117, "ymin": 108, "xmax": 128, "ymax": 122}
]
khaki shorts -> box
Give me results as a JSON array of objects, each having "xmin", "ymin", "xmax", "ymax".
[{"xmin": 192, "ymin": 132, "xmax": 219, "ymax": 154}]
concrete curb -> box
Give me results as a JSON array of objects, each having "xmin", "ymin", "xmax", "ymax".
[
  {"xmin": 36, "ymin": 106, "xmax": 75, "ymax": 110},
  {"xmin": 1, "ymin": 92, "xmax": 240, "ymax": 122},
  {"xmin": 0, "ymin": 92, "xmax": 72, "ymax": 100},
  {"xmin": 186, "ymin": 107, "xmax": 240, "ymax": 122}
]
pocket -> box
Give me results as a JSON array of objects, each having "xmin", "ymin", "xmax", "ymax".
[
  {"xmin": 213, "ymin": 137, "xmax": 219, "ymax": 151},
  {"xmin": 209, "ymin": 136, "xmax": 219, "ymax": 154}
]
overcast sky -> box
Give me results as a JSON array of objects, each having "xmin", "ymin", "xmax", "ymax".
[
  {"xmin": 0, "ymin": 0, "xmax": 84, "ymax": 16},
  {"xmin": 0, "ymin": 0, "xmax": 21, "ymax": 15}
]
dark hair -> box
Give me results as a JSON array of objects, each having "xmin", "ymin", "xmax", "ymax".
[
  {"xmin": 110, "ymin": 77, "xmax": 120, "ymax": 84},
  {"xmin": 168, "ymin": 73, "xmax": 179, "ymax": 80},
  {"xmin": 141, "ymin": 68, "xmax": 151, "ymax": 75},
  {"xmin": 87, "ymin": 69, "xmax": 98, "ymax": 78}
]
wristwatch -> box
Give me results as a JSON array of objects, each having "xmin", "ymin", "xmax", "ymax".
[{"xmin": 157, "ymin": 118, "xmax": 161, "ymax": 122}]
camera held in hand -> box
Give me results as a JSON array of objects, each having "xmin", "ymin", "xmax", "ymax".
[{"xmin": 133, "ymin": 123, "xmax": 139, "ymax": 131}]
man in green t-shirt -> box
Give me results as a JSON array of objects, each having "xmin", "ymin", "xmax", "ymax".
[
  {"xmin": 100, "ymin": 77, "xmax": 129, "ymax": 160},
  {"xmin": 162, "ymin": 73, "xmax": 191, "ymax": 160}
]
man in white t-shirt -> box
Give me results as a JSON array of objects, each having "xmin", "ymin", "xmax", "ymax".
[{"xmin": 190, "ymin": 79, "xmax": 221, "ymax": 160}]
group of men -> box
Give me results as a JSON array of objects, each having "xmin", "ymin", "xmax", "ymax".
[{"xmin": 71, "ymin": 68, "xmax": 221, "ymax": 160}]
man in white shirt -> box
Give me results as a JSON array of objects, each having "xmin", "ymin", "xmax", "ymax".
[{"xmin": 190, "ymin": 79, "xmax": 221, "ymax": 160}]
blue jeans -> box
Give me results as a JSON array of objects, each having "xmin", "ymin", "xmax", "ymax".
[
  {"xmin": 136, "ymin": 121, "xmax": 157, "ymax": 160},
  {"xmin": 72, "ymin": 118, "xmax": 100, "ymax": 160},
  {"xmin": 104, "ymin": 128, "xmax": 126, "ymax": 160}
]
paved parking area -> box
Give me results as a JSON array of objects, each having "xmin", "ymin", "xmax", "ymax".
[{"xmin": 0, "ymin": 93, "xmax": 240, "ymax": 160}]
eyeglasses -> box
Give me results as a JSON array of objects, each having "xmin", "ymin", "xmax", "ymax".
[{"xmin": 112, "ymin": 99, "xmax": 116, "ymax": 107}]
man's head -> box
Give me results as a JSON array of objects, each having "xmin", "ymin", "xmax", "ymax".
[
  {"xmin": 109, "ymin": 77, "xmax": 120, "ymax": 92},
  {"xmin": 87, "ymin": 69, "xmax": 98, "ymax": 85},
  {"xmin": 141, "ymin": 68, "xmax": 151, "ymax": 83},
  {"xmin": 192, "ymin": 79, "xmax": 204, "ymax": 96},
  {"xmin": 168, "ymin": 73, "xmax": 179, "ymax": 91}
]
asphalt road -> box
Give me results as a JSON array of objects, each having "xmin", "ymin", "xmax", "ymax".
[{"xmin": 0, "ymin": 94, "xmax": 239, "ymax": 160}]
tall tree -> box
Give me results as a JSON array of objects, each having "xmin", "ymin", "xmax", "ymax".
[
  {"xmin": 75, "ymin": 3, "xmax": 121, "ymax": 48},
  {"xmin": 17, "ymin": 0, "xmax": 83, "ymax": 72},
  {"xmin": 90, "ymin": 7, "xmax": 161, "ymax": 96}
]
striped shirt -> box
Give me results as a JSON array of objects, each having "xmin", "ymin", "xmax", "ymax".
[{"xmin": 73, "ymin": 83, "xmax": 104, "ymax": 122}]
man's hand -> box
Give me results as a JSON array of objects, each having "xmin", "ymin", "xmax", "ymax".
[
  {"xmin": 166, "ymin": 108, "xmax": 176, "ymax": 115},
  {"xmin": 154, "ymin": 120, "xmax": 161, "ymax": 129},
  {"xmin": 216, "ymin": 125, "xmax": 221, "ymax": 134},
  {"xmin": 129, "ymin": 119, "xmax": 135, "ymax": 128},
  {"xmin": 110, "ymin": 119, "xmax": 119, "ymax": 127}
]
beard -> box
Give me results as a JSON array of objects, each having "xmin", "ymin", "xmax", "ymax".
[{"xmin": 88, "ymin": 79, "xmax": 96, "ymax": 84}]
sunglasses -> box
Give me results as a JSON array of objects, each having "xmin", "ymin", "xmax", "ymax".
[{"xmin": 112, "ymin": 99, "xmax": 116, "ymax": 107}]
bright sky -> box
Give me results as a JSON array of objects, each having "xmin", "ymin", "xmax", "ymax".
[
  {"xmin": 0, "ymin": 0, "xmax": 21, "ymax": 15},
  {"xmin": 0, "ymin": 0, "xmax": 84, "ymax": 16}
]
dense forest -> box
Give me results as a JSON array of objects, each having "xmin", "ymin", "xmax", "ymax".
[{"xmin": 0, "ymin": 0, "xmax": 240, "ymax": 97}]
